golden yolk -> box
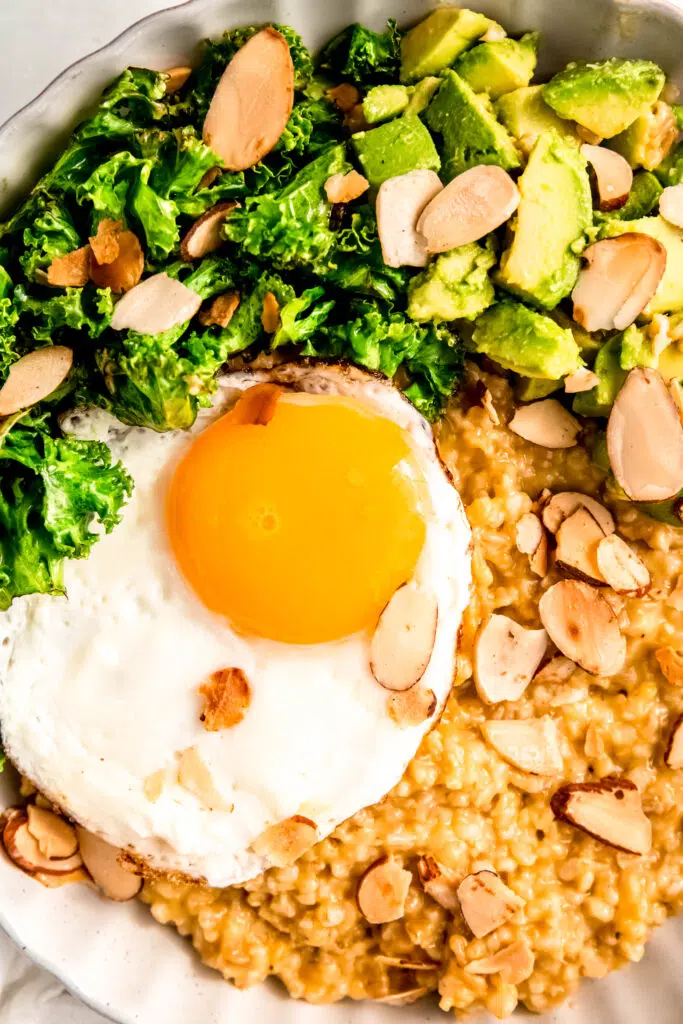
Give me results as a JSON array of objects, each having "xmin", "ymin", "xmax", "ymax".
[{"xmin": 167, "ymin": 387, "xmax": 427, "ymax": 644}]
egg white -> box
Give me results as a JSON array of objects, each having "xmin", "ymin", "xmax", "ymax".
[{"xmin": 0, "ymin": 364, "xmax": 471, "ymax": 886}]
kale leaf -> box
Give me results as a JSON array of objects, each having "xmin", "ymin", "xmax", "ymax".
[{"xmin": 318, "ymin": 21, "xmax": 401, "ymax": 84}]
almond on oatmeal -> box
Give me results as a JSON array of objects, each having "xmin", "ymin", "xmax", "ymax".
[
  {"xmin": 481, "ymin": 717, "xmax": 563, "ymax": 775},
  {"xmin": 261, "ymin": 291, "xmax": 280, "ymax": 333},
  {"xmin": 457, "ymin": 870, "xmax": 525, "ymax": 938},
  {"xmin": 554, "ymin": 507, "xmax": 607, "ymax": 586},
  {"xmin": 357, "ymin": 857, "xmax": 412, "ymax": 924},
  {"xmin": 417, "ymin": 855, "xmax": 460, "ymax": 912},
  {"xmin": 474, "ymin": 614, "xmax": 548, "ymax": 704},
  {"xmin": 2, "ymin": 813, "xmax": 82, "ymax": 877},
  {"xmin": 465, "ymin": 940, "xmax": 535, "ymax": 985},
  {"xmin": 515, "ymin": 512, "xmax": 544, "ymax": 556},
  {"xmin": 550, "ymin": 776, "xmax": 652, "ymax": 854},
  {"xmin": 324, "ymin": 170, "xmax": 369, "ymax": 204},
  {"xmin": 251, "ymin": 815, "xmax": 318, "ymax": 867},
  {"xmin": 370, "ymin": 583, "xmax": 438, "ymax": 692},
  {"xmin": 656, "ymin": 646, "xmax": 683, "ymax": 686},
  {"xmin": 89, "ymin": 218, "xmax": 123, "ymax": 265},
  {"xmin": 199, "ymin": 667, "xmax": 251, "ymax": 730},
  {"xmin": 387, "ymin": 686, "xmax": 437, "ymax": 728},
  {"xmin": 199, "ymin": 290, "xmax": 240, "ymax": 328},
  {"xmin": 541, "ymin": 491, "xmax": 614, "ymax": 536},
  {"xmin": 46, "ymin": 246, "xmax": 91, "ymax": 287},
  {"xmin": 664, "ymin": 714, "xmax": 683, "ymax": 768},
  {"xmin": 596, "ymin": 534, "xmax": 651, "ymax": 596},
  {"xmin": 539, "ymin": 580, "xmax": 626, "ymax": 677},
  {"xmin": 76, "ymin": 828, "xmax": 143, "ymax": 901},
  {"xmin": 508, "ymin": 399, "xmax": 580, "ymax": 449}
]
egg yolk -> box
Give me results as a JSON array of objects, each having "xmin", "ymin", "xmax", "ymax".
[{"xmin": 167, "ymin": 386, "xmax": 427, "ymax": 644}]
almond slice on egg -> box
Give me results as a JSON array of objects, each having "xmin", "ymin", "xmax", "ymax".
[
  {"xmin": 387, "ymin": 687, "xmax": 437, "ymax": 728},
  {"xmin": 180, "ymin": 202, "xmax": 238, "ymax": 260},
  {"xmin": 3, "ymin": 814, "xmax": 82, "ymax": 876},
  {"xmin": 417, "ymin": 855, "xmax": 460, "ymax": 912},
  {"xmin": 203, "ymin": 28, "xmax": 294, "ymax": 170},
  {"xmin": 465, "ymin": 941, "xmax": 535, "ymax": 985},
  {"xmin": 550, "ymin": 777, "xmax": 652, "ymax": 854},
  {"xmin": 164, "ymin": 65, "xmax": 192, "ymax": 93},
  {"xmin": 199, "ymin": 667, "xmax": 251, "ymax": 730},
  {"xmin": 324, "ymin": 170, "xmax": 369, "ymax": 204},
  {"xmin": 89, "ymin": 229, "xmax": 144, "ymax": 294},
  {"xmin": 596, "ymin": 534, "xmax": 651, "ymax": 596},
  {"xmin": 251, "ymin": 815, "xmax": 318, "ymax": 867},
  {"xmin": 370, "ymin": 583, "xmax": 438, "ymax": 692},
  {"xmin": 541, "ymin": 492, "xmax": 615, "ymax": 536},
  {"xmin": 110, "ymin": 272, "xmax": 202, "ymax": 334},
  {"xmin": 417, "ymin": 165, "xmax": 520, "ymax": 254},
  {"xmin": 664, "ymin": 715, "xmax": 683, "ymax": 768},
  {"xmin": 76, "ymin": 828, "xmax": 143, "ymax": 901},
  {"xmin": 508, "ymin": 400, "xmax": 581, "ymax": 449},
  {"xmin": 481, "ymin": 717, "xmax": 563, "ymax": 775},
  {"xmin": 26, "ymin": 805, "xmax": 78, "ymax": 860},
  {"xmin": 581, "ymin": 144, "xmax": 633, "ymax": 211},
  {"xmin": 0, "ymin": 346, "xmax": 73, "ymax": 416},
  {"xmin": 357, "ymin": 858, "xmax": 412, "ymax": 924},
  {"xmin": 376, "ymin": 169, "xmax": 443, "ymax": 268},
  {"xmin": 457, "ymin": 870, "xmax": 525, "ymax": 938},
  {"xmin": 572, "ymin": 234, "xmax": 667, "ymax": 332},
  {"xmin": 46, "ymin": 246, "xmax": 91, "ymax": 287},
  {"xmin": 539, "ymin": 580, "xmax": 626, "ymax": 677},
  {"xmin": 660, "ymin": 184, "xmax": 683, "ymax": 229},
  {"xmin": 177, "ymin": 746, "xmax": 232, "ymax": 812},
  {"xmin": 474, "ymin": 614, "xmax": 548, "ymax": 704},
  {"xmin": 555, "ymin": 507, "xmax": 607, "ymax": 585}
]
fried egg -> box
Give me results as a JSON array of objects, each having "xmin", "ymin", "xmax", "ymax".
[{"xmin": 0, "ymin": 364, "xmax": 471, "ymax": 886}]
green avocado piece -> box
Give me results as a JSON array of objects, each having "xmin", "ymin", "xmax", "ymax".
[
  {"xmin": 619, "ymin": 323, "xmax": 657, "ymax": 369},
  {"xmin": 351, "ymin": 115, "xmax": 440, "ymax": 188},
  {"xmin": 400, "ymin": 8, "xmax": 495, "ymax": 83},
  {"xmin": 600, "ymin": 216, "xmax": 683, "ymax": 314},
  {"xmin": 654, "ymin": 139, "xmax": 683, "ymax": 187},
  {"xmin": 595, "ymin": 170, "xmax": 662, "ymax": 222},
  {"xmin": 497, "ymin": 131, "xmax": 592, "ymax": 309},
  {"xmin": 363, "ymin": 85, "xmax": 411, "ymax": 124},
  {"xmin": 572, "ymin": 335, "xmax": 626, "ymax": 417},
  {"xmin": 407, "ymin": 240, "xmax": 496, "ymax": 322},
  {"xmin": 496, "ymin": 85, "xmax": 579, "ymax": 146},
  {"xmin": 543, "ymin": 58, "xmax": 665, "ymax": 139},
  {"xmin": 471, "ymin": 298, "xmax": 582, "ymax": 379},
  {"xmin": 550, "ymin": 308, "xmax": 601, "ymax": 354},
  {"xmin": 404, "ymin": 77, "xmax": 441, "ymax": 116},
  {"xmin": 514, "ymin": 376, "xmax": 563, "ymax": 400},
  {"xmin": 453, "ymin": 32, "xmax": 539, "ymax": 101},
  {"xmin": 673, "ymin": 105, "xmax": 683, "ymax": 130},
  {"xmin": 425, "ymin": 70, "xmax": 521, "ymax": 181},
  {"xmin": 608, "ymin": 102, "xmax": 677, "ymax": 170}
]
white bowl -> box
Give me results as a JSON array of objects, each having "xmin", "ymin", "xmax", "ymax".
[{"xmin": 2, "ymin": 0, "xmax": 683, "ymax": 1021}]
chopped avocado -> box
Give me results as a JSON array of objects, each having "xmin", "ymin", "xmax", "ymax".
[
  {"xmin": 589, "ymin": 431, "xmax": 611, "ymax": 473},
  {"xmin": 400, "ymin": 8, "xmax": 494, "ymax": 83},
  {"xmin": 514, "ymin": 376, "xmax": 563, "ymax": 400},
  {"xmin": 673, "ymin": 105, "xmax": 683, "ymax": 130},
  {"xmin": 407, "ymin": 240, "xmax": 496, "ymax": 322},
  {"xmin": 471, "ymin": 298, "xmax": 582, "ymax": 379},
  {"xmin": 659, "ymin": 336, "xmax": 683, "ymax": 381},
  {"xmin": 543, "ymin": 58, "xmax": 665, "ymax": 139},
  {"xmin": 404, "ymin": 77, "xmax": 441, "ymax": 116},
  {"xmin": 351, "ymin": 115, "xmax": 440, "ymax": 188},
  {"xmin": 550, "ymin": 308, "xmax": 601, "ymax": 354},
  {"xmin": 595, "ymin": 170, "xmax": 662, "ymax": 222},
  {"xmin": 619, "ymin": 323, "xmax": 657, "ymax": 369},
  {"xmin": 453, "ymin": 32, "xmax": 539, "ymax": 101},
  {"xmin": 654, "ymin": 139, "xmax": 683, "ymax": 187},
  {"xmin": 363, "ymin": 84, "xmax": 411, "ymax": 124},
  {"xmin": 425, "ymin": 70, "xmax": 521, "ymax": 181},
  {"xmin": 572, "ymin": 335, "xmax": 626, "ymax": 417},
  {"xmin": 497, "ymin": 131, "xmax": 592, "ymax": 309},
  {"xmin": 608, "ymin": 101, "xmax": 677, "ymax": 170},
  {"xmin": 496, "ymin": 85, "xmax": 579, "ymax": 146},
  {"xmin": 600, "ymin": 216, "xmax": 683, "ymax": 314}
]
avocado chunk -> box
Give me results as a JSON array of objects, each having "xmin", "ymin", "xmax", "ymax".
[
  {"xmin": 363, "ymin": 85, "xmax": 412, "ymax": 124},
  {"xmin": 572, "ymin": 335, "xmax": 626, "ymax": 417},
  {"xmin": 351, "ymin": 115, "xmax": 440, "ymax": 188},
  {"xmin": 425, "ymin": 70, "xmax": 521, "ymax": 181},
  {"xmin": 453, "ymin": 32, "xmax": 539, "ymax": 101},
  {"xmin": 550, "ymin": 308, "xmax": 601, "ymax": 354},
  {"xmin": 407, "ymin": 241, "xmax": 496, "ymax": 322},
  {"xmin": 594, "ymin": 170, "xmax": 662, "ymax": 222},
  {"xmin": 404, "ymin": 77, "xmax": 441, "ymax": 116},
  {"xmin": 618, "ymin": 317, "xmax": 683, "ymax": 379},
  {"xmin": 514, "ymin": 376, "xmax": 563, "ymax": 401},
  {"xmin": 497, "ymin": 131, "xmax": 592, "ymax": 309},
  {"xmin": 496, "ymin": 85, "xmax": 579, "ymax": 146},
  {"xmin": 608, "ymin": 101, "xmax": 677, "ymax": 170},
  {"xmin": 619, "ymin": 323, "xmax": 657, "ymax": 370},
  {"xmin": 471, "ymin": 298, "xmax": 582, "ymax": 379},
  {"xmin": 543, "ymin": 58, "xmax": 665, "ymax": 139},
  {"xmin": 655, "ymin": 139, "xmax": 683, "ymax": 187},
  {"xmin": 600, "ymin": 216, "xmax": 683, "ymax": 314},
  {"xmin": 400, "ymin": 8, "xmax": 495, "ymax": 83}
]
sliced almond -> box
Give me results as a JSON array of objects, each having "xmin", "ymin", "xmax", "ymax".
[
  {"xmin": 26, "ymin": 805, "xmax": 78, "ymax": 860},
  {"xmin": 0, "ymin": 346, "xmax": 73, "ymax": 416},
  {"xmin": 250, "ymin": 815, "xmax": 318, "ymax": 867},
  {"xmin": 649, "ymin": 313, "xmax": 672, "ymax": 360},
  {"xmin": 376, "ymin": 987, "xmax": 430, "ymax": 1006},
  {"xmin": 481, "ymin": 717, "xmax": 563, "ymax": 775},
  {"xmin": 164, "ymin": 65, "xmax": 192, "ymax": 93},
  {"xmin": 376, "ymin": 169, "xmax": 443, "ymax": 268},
  {"xmin": 417, "ymin": 165, "xmax": 519, "ymax": 253},
  {"xmin": 555, "ymin": 507, "xmax": 607, "ymax": 585},
  {"xmin": 110, "ymin": 272, "xmax": 202, "ymax": 334},
  {"xmin": 261, "ymin": 291, "xmax": 280, "ymax": 334},
  {"xmin": 326, "ymin": 83, "xmax": 360, "ymax": 112},
  {"xmin": 474, "ymin": 614, "xmax": 548, "ymax": 704},
  {"xmin": 177, "ymin": 746, "xmax": 232, "ymax": 811},
  {"xmin": 324, "ymin": 170, "xmax": 369, "ymax": 204},
  {"xmin": 660, "ymin": 183, "xmax": 683, "ymax": 229},
  {"xmin": 607, "ymin": 367, "xmax": 683, "ymax": 502},
  {"xmin": 357, "ymin": 858, "xmax": 412, "ymax": 924},
  {"xmin": 550, "ymin": 776, "xmax": 651, "ymax": 854},
  {"xmin": 199, "ymin": 667, "xmax": 251, "ymax": 730},
  {"xmin": 539, "ymin": 580, "xmax": 625, "ymax": 676},
  {"xmin": 465, "ymin": 940, "xmax": 535, "ymax": 985},
  {"xmin": 199, "ymin": 290, "xmax": 240, "ymax": 328},
  {"xmin": 370, "ymin": 583, "xmax": 438, "ymax": 692},
  {"xmin": 509, "ymin": 399, "xmax": 580, "ymax": 449},
  {"xmin": 89, "ymin": 218, "xmax": 123, "ymax": 265},
  {"xmin": 180, "ymin": 201, "xmax": 238, "ymax": 260},
  {"xmin": 457, "ymin": 870, "xmax": 525, "ymax": 938},
  {"xmin": 596, "ymin": 534, "xmax": 651, "ymax": 596},
  {"xmin": 480, "ymin": 23, "xmax": 507, "ymax": 41},
  {"xmin": 387, "ymin": 687, "xmax": 437, "ymax": 728},
  {"xmin": 581, "ymin": 144, "xmax": 633, "ymax": 211},
  {"xmin": 3, "ymin": 814, "xmax": 82, "ymax": 876},
  {"xmin": 46, "ymin": 246, "xmax": 91, "ymax": 287},
  {"xmin": 541, "ymin": 492, "xmax": 615, "ymax": 536},
  {"xmin": 572, "ymin": 234, "xmax": 667, "ymax": 332},
  {"xmin": 76, "ymin": 828, "xmax": 143, "ymax": 901},
  {"xmin": 516, "ymin": 512, "xmax": 544, "ymax": 556},
  {"xmin": 203, "ymin": 28, "xmax": 294, "ymax": 171},
  {"xmin": 143, "ymin": 768, "xmax": 167, "ymax": 803},
  {"xmin": 89, "ymin": 229, "xmax": 144, "ymax": 294},
  {"xmin": 529, "ymin": 532, "xmax": 549, "ymax": 578},
  {"xmin": 480, "ymin": 387, "xmax": 500, "ymax": 425},
  {"xmin": 664, "ymin": 714, "xmax": 683, "ymax": 768},
  {"xmin": 564, "ymin": 367, "xmax": 599, "ymax": 393},
  {"xmin": 533, "ymin": 655, "xmax": 577, "ymax": 687},
  {"xmin": 375, "ymin": 955, "xmax": 439, "ymax": 971},
  {"xmin": 656, "ymin": 646, "xmax": 683, "ymax": 686},
  {"xmin": 417, "ymin": 855, "xmax": 460, "ymax": 912},
  {"xmin": 229, "ymin": 382, "xmax": 281, "ymax": 426}
]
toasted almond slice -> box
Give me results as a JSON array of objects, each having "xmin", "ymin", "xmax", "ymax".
[
  {"xmin": 650, "ymin": 313, "xmax": 672, "ymax": 359},
  {"xmin": 664, "ymin": 714, "xmax": 683, "ymax": 768},
  {"xmin": 572, "ymin": 234, "xmax": 666, "ymax": 332},
  {"xmin": 199, "ymin": 290, "xmax": 240, "ymax": 328},
  {"xmin": 375, "ymin": 955, "xmax": 439, "ymax": 971},
  {"xmin": 581, "ymin": 144, "xmax": 633, "ymax": 211},
  {"xmin": 324, "ymin": 170, "xmax": 369, "ymax": 204},
  {"xmin": 89, "ymin": 229, "xmax": 144, "ymax": 294},
  {"xmin": 370, "ymin": 582, "xmax": 438, "ymax": 692},
  {"xmin": 417, "ymin": 165, "xmax": 519, "ymax": 254},
  {"xmin": 26, "ymin": 805, "xmax": 78, "ymax": 860},
  {"xmin": 203, "ymin": 28, "xmax": 294, "ymax": 171},
  {"xmin": 607, "ymin": 367, "xmax": 683, "ymax": 502},
  {"xmin": 0, "ymin": 346, "xmax": 73, "ymax": 416},
  {"xmin": 76, "ymin": 828, "xmax": 143, "ymax": 900},
  {"xmin": 509, "ymin": 399, "xmax": 580, "ymax": 449},
  {"xmin": 480, "ymin": 387, "xmax": 500, "ymax": 425},
  {"xmin": 457, "ymin": 870, "xmax": 525, "ymax": 938},
  {"xmin": 532, "ymin": 655, "xmax": 577, "ymax": 687},
  {"xmin": 551, "ymin": 776, "xmax": 651, "ymax": 854},
  {"xmin": 596, "ymin": 534, "xmax": 651, "ymax": 596},
  {"xmin": 529, "ymin": 532, "xmax": 549, "ymax": 578},
  {"xmin": 541, "ymin": 492, "xmax": 615, "ymax": 536},
  {"xmin": 357, "ymin": 858, "xmax": 412, "ymax": 924},
  {"xmin": 110, "ymin": 272, "xmax": 202, "ymax": 334},
  {"xmin": 180, "ymin": 201, "xmax": 238, "ymax": 260},
  {"xmin": 261, "ymin": 291, "xmax": 280, "ymax": 333},
  {"xmin": 480, "ymin": 23, "xmax": 507, "ymax": 41},
  {"xmin": 376, "ymin": 987, "xmax": 430, "ymax": 1006},
  {"xmin": 516, "ymin": 512, "xmax": 544, "ymax": 556},
  {"xmin": 3, "ymin": 814, "xmax": 82, "ymax": 876},
  {"xmin": 387, "ymin": 687, "xmax": 437, "ymax": 728},
  {"xmin": 481, "ymin": 717, "xmax": 563, "ymax": 775},
  {"xmin": 199, "ymin": 667, "xmax": 251, "ymax": 730},
  {"xmin": 46, "ymin": 246, "xmax": 91, "ymax": 287},
  {"xmin": 89, "ymin": 218, "xmax": 123, "ymax": 265},
  {"xmin": 555, "ymin": 507, "xmax": 607, "ymax": 585},
  {"xmin": 177, "ymin": 746, "xmax": 232, "ymax": 811},
  {"xmin": 326, "ymin": 83, "xmax": 360, "ymax": 112},
  {"xmin": 229, "ymin": 382, "xmax": 281, "ymax": 426},
  {"xmin": 376, "ymin": 170, "xmax": 443, "ymax": 268},
  {"xmin": 417, "ymin": 855, "xmax": 460, "ymax": 911},
  {"xmin": 250, "ymin": 815, "xmax": 318, "ymax": 867},
  {"xmin": 539, "ymin": 580, "xmax": 625, "ymax": 676},
  {"xmin": 465, "ymin": 940, "xmax": 535, "ymax": 985},
  {"xmin": 474, "ymin": 614, "xmax": 548, "ymax": 704},
  {"xmin": 164, "ymin": 65, "xmax": 192, "ymax": 93},
  {"xmin": 656, "ymin": 646, "xmax": 683, "ymax": 686},
  {"xmin": 143, "ymin": 768, "xmax": 167, "ymax": 803},
  {"xmin": 660, "ymin": 183, "xmax": 683, "ymax": 229},
  {"xmin": 564, "ymin": 367, "xmax": 599, "ymax": 394}
]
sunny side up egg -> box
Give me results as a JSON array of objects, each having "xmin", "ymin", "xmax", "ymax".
[{"xmin": 0, "ymin": 364, "xmax": 471, "ymax": 887}]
